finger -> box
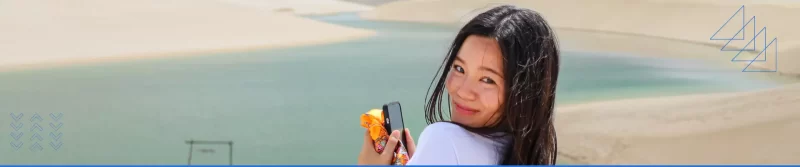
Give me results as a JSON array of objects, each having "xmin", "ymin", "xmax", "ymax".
[
  {"xmin": 381, "ymin": 130, "xmax": 401, "ymax": 158},
  {"xmin": 362, "ymin": 130, "xmax": 374, "ymax": 150},
  {"xmin": 404, "ymin": 128, "xmax": 417, "ymax": 157},
  {"xmin": 358, "ymin": 130, "xmax": 373, "ymax": 165}
]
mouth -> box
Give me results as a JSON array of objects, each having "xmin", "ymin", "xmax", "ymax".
[{"xmin": 453, "ymin": 102, "xmax": 478, "ymax": 115}]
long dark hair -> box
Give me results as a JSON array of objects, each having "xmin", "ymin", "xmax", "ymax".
[{"xmin": 424, "ymin": 5, "xmax": 560, "ymax": 165}]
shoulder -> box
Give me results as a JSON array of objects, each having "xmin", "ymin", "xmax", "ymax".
[
  {"xmin": 418, "ymin": 122, "xmax": 502, "ymax": 145},
  {"xmin": 419, "ymin": 122, "xmax": 469, "ymax": 137},
  {"xmin": 408, "ymin": 122, "xmax": 504, "ymax": 165},
  {"xmin": 416, "ymin": 122, "xmax": 477, "ymax": 147}
]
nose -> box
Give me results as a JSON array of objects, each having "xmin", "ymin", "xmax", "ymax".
[{"xmin": 455, "ymin": 78, "xmax": 478, "ymax": 101}]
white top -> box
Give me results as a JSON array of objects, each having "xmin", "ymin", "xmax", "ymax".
[{"xmin": 406, "ymin": 122, "xmax": 508, "ymax": 165}]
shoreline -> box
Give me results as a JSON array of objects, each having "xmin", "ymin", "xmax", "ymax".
[
  {"xmin": 361, "ymin": 0, "xmax": 799, "ymax": 76},
  {"xmin": 555, "ymin": 28, "xmax": 800, "ymax": 84},
  {"xmin": 0, "ymin": 31, "xmax": 375, "ymax": 74},
  {"xmin": 0, "ymin": 0, "xmax": 377, "ymax": 73}
]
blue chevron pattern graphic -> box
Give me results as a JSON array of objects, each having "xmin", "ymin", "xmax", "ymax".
[
  {"xmin": 30, "ymin": 142, "xmax": 43, "ymax": 151},
  {"xmin": 9, "ymin": 113, "xmax": 25, "ymax": 151},
  {"xmin": 10, "ymin": 132, "xmax": 23, "ymax": 141},
  {"xmin": 50, "ymin": 122, "xmax": 63, "ymax": 131},
  {"xmin": 30, "ymin": 123, "xmax": 43, "ymax": 132},
  {"xmin": 10, "ymin": 141, "xmax": 23, "ymax": 151},
  {"xmin": 10, "ymin": 113, "xmax": 23, "ymax": 121},
  {"xmin": 709, "ymin": 5, "xmax": 779, "ymax": 72},
  {"xmin": 10, "ymin": 122, "xmax": 23, "ymax": 131},
  {"xmin": 30, "ymin": 113, "xmax": 43, "ymax": 122},
  {"xmin": 50, "ymin": 113, "xmax": 63, "ymax": 121},
  {"xmin": 9, "ymin": 113, "xmax": 65, "ymax": 152},
  {"xmin": 9, "ymin": 113, "xmax": 24, "ymax": 151},
  {"xmin": 30, "ymin": 113, "xmax": 43, "ymax": 152},
  {"xmin": 30, "ymin": 133, "xmax": 43, "ymax": 141},
  {"xmin": 49, "ymin": 132, "xmax": 63, "ymax": 141},
  {"xmin": 50, "ymin": 112, "xmax": 64, "ymax": 151}
]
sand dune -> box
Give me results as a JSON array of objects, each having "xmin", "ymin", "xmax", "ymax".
[
  {"xmin": 361, "ymin": 0, "xmax": 799, "ymax": 76},
  {"xmin": 216, "ymin": 0, "xmax": 373, "ymax": 15},
  {"xmin": 0, "ymin": 0, "xmax": 376, "ymax": 71},
  {"xmin": 339, "ymin": 0, "xmax": 401, "ymax": 7},
  {"xmin": 651, "ymin": 0, "xmax": 800, "ymax": 9},
  {"xmin": 556, "ymin": 83, "xmax": 800, "ymax": 164}
]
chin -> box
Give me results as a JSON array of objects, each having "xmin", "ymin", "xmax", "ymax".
[
  {"xmin": 450, "ymin": 116, "xmax": 478, "ymax": 128},
  {"xmin": 450, "ymin": 113, "xmax": 468, "ymax": 125}
]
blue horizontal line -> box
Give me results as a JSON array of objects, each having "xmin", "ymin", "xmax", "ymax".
[{"xmin": 0, "ymin": 165, "xmax": 799, "ymax": 167}]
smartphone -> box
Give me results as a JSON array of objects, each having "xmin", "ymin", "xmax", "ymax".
[{"xmin": 382, "ymin": 101, "xmax": 407, "ymax": 151}]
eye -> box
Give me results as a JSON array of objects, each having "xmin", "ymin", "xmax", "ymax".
[
  {"xmin": 453, "ymin": 65, "xmax": 465, "ymax": 73},
  {"xmin": 480, "ymin": 77, "xmax": 496, "ymax": 84}
]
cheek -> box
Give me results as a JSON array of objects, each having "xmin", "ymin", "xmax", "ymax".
[
  {"xmin": 445, "ymin": 73, "xmax": 462, "ymax": 93},
  {"xmin": 479, "ymin": 88, "xmax": 503, "ymax": 113}
]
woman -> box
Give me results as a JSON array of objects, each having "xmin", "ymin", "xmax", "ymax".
[{"xmin": 358, "ymin": 5, "xmax": 559, "ymax": 165}]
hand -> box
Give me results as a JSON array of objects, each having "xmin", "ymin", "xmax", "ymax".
[
  {"xmin": 357, "ymin": 128, "xmax": 418, "ymax": 165},
  {"xmin": 357, "ymin": 130, "xmax": 401, "ymax": 165},
  {"xmin": 403, "ymin": 128, "xmax": 417, "ymax": 158}
]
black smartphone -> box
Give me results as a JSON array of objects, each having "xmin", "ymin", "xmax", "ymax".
[{"xmin": 382, "ymin": 101, "xmax": 407, "ymax": 151}]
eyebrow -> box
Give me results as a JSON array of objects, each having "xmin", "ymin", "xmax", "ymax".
[
  {"xmin": 454, "ymin": 56, "xmax": 465, "ymax": 64},
  {"xmin": 454, "ymin": 56, "xmax": 504, "ymax": 79},
  {"xmin": 481, "ymin": 67, "xmax": 504, "ymax": 79}
]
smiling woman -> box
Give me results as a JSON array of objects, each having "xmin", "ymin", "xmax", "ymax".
[
  {"xmin": 357, "ymin": 5, "xmax": 560, "ymax": 165},
  {"xmin": 446, "ymin": 35, "xmax": 507, "ymax": 128}
]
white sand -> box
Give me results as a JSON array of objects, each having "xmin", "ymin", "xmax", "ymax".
[
  {"xmin": 216, "ymin": 0, "xmax": 373, "ymax": 15},
  {"xmin": 363, "ymin": 0, "xmax": 800, "ymax": 164},
  {"xmin": 361, "ymin": 0, "xmax": 799, "ymax": 76},
  {"xmin": 556, "ymin": 83, "xmax": 800, "ymax": 164},
  {"xmin": 0, "ymin": 0, "xmax": 376, "ymax": 72}
]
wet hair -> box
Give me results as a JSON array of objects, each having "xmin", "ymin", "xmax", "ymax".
[{"xmin": 424, "ymin": 5, "xmax": 560, "ymax": 165}]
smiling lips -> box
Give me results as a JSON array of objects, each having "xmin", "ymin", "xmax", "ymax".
[{"xmin": 454, "ymin": 102, "xmax": 478, "ymax": 115}]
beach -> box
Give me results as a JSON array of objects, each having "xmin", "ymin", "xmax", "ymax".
[
  {"xmin": 1, "ymin": 0, "xmax": 798, "ymax": 165},
  {"xmin": 361, "ymin": 0, "xmax": 800, "ymax": 164},
  {"xmin": 556, "ymin": 83, "xmax": 800, "ymax": 164},
  {"xmin": 0, "ymin": 0, "xmax": 376, "ymax": 72},
  {"xmin": 217, "ymin": 0, "xmax": 373, "ymax": 15}
]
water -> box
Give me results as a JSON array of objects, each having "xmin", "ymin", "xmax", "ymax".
[{"xmin": 0, "ymin": 13, "xmax": 780, "ymax": 164}]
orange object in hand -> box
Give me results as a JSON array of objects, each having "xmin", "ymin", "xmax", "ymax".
[{"xmin": 360, "ymin": 109, "xmax": 409, "ymax": 165}]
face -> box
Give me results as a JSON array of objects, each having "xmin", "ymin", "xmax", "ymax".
[{"xmin": 446, "ymin": 35, "xmax": 506, "ymax": 128}]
